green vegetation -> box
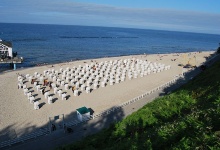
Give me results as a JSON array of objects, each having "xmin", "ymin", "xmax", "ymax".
[
  {"xmin": 57, "ymin": 60, "xmax": 220, "ymax": 150},
  {"xmin": 217, "ymin": 47, "xmax": 220, "ymax": 54}
]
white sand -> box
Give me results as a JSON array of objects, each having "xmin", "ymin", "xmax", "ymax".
[{"xmin": 0, "ymin": 51, "xmax": 215, "ymax": 136}]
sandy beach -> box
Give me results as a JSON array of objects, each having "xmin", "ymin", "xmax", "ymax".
[{"xmin": 0, "ymin": 51, "xmax": 215, "ymax": 137}]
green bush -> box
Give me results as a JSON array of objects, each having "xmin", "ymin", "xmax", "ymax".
[{"xmin": 217, "ymin": 47, "xmax": 220, "ymax": 54}]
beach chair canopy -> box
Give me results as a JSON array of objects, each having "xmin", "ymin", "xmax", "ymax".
[{"xmin": 76, "ymin": 106, "xmax": 90, "ymax": 115}]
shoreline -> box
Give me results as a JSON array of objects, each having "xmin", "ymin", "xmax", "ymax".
[
  {"xmin": 0, "ymin": 51, "xmax": 216, "ymax": 138},
  {"xmin": 1, "ymin": 50, "xmax": 215, "ymax": 74}
]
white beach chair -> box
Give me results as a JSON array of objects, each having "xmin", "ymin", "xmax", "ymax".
[
  {"xmin": 74, "ymin": 90, "xmax": 78, "ymax": 96},
  {"xmin": 23, "ymin": 84, "xmax": 27, "ymax": 89},
  {"xmin": 128, "ymin": 75, "xmax": 132, "ymax": 80},
  {"xmin": 34, "ymin": 72, "xmax": 38, "ymax": 77},
  {"xmin": 29, "ymin": 96, "xmax": 35, "ymax": 104},
  {"xmin": 103, "ymin": 77, "xmax": 108, "ymax": 82},
  {"xmin": 71, "ymin": 74, "xmax": 75, "ymax": 78},
  {"xmin": 81, "ymin": 84, "xmax": 85, "ymax": 91},
  {"xmin": 79, "ymin": 78, "xmax": 84, "ymax": 84},
  {"xmin": 93, "ymin": 83, "xmax": 98, "ymax": 89},
  {"xmin": 57, "ymin": 79, "xmax": 61, "ymax": 84},
  {"xmin": 62, "ymin": 93, "xmax": 67, "ymax": 100},
  {"xmin": 55, "ymin": 70, "xmax": 58, "ymax": 75},
  {"xmin": 44, "ymin": 70, "xmax": 47, "ymax": 76},
  {"xmin": 18, "ymin": 78, "xmax": 23, "ymax": 84},
  {"xmin": 66, "ymin": 77, "xmax": 69, "ymax": 82},
  {"xmin": 51, "ymin": 83, "xmax": 56, "ymax": 88},
  {"xmin": 87, "ymin": 81, "xmax": 91, "ymax": 87},
  {"xmin": 54, "ymin": 87, "xmax": 58, "ymax": 94},
  {"xmin": 61, "ymin": 81, "xmax": 65, "ymax": 86},
  {"xmin": 18, "ymin": 83, "xmax": 22, "ymax": 89},
  {"xmin": 86, "ymin": 87, "xmax": 91, "ymax": 93},
  {"xmin": 34, "ymin": 82, "xmax": 38, "ymax": 88},
  {"xmin": 17, "ymin": 76, "xmax": 22, "ymax": 81},
  {"xmin": 116, "ymin": 78, "xmax": 120, "ymax": 84},
  {"xmin": 39, "ymin": 76, "xmax": 43, "ymax": 82},
  {"xmin": 140, "ymin": 73, "xmax": 144, "ymax": 77},
  {"xmin": 25, "ymin": 74, "xmax": 30, "ymax": 78},
  {"xmin": 36, "ymin": 85, "xmax": 41, "ymax": 91},
  {"xmin": 75, "ymin": 82, "xmax": 79, "ymax": 88},
  {"xmin": 62, "ymin": 75, "xmax": 66, "ymax": 80},
  {"xmin": 28, "ymin": 76, "xmax": 32, "ymax": 82},
  {"xmin": 39, "ymin": 88, "xmax": 43, "ymax": 94},
  {"xmin": 101, "ymin": 81, "xmax": 106, "ymax": 87},
  {"xmin": 110, "ymin": 80, "xmax": 114, "ymax": 85},
  {"xmin": 23, "ymin": 88, "xmax": 28, "ymax": 95},
  {"xmin": 64, "ymin": 84, "xmax": 69, "ymax": 90},
  {"xmin": 58, "ymin": 90, "xmax": 62, "ymax": 97},
  {"xmin": 34, "ymin": 101, "xmax": 39, "ymax": 110},
  {"xmin": 37, "ymin": 74, "xmax": 41, "ymax": 78},
  {"xmin": 46, "ymin": 71, "xmax": 50, "ymax": 77},
  {"xmin": 48, "ymin": 96, "xmax": 53, "ymax": 104},
  {"xmin": 70, "ymin": 79, "xmax": 75, "ymax": 85},
  {"xmin": 53, "ymin": 76, "xmax": 56, "ymax": 81},
  {"xmin": 134, "ymin": 73, "xmax": 138, "ymax": 78},
  {"xmin": 45, "ymin": 92, "xmax": 49, "ymax": 99},
  {"xmin": 27, "ymin": 92, "xmax": 32, "ymax": 99}
]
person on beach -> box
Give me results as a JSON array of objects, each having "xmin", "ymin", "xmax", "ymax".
[
  {"xmin": 63, "ymin": 123, "xmax": 66, "ymax": 133},
  {"xmin": 49, "ymin": 82, "xmax": 52, "ymax": 90},
  {"xmin": 47, "ymin": 80, "xmax": 49, "ymax": 86},
  {"xmin": 44, "ymin": 79, "xmax": 48, "ymax": 86},
  {"xmin": 31, "ymin": 79, "xmax": 36, "ymax": 84},
  {"xmin": 72, "ymin": 86, "xmax": 75, "ymax": 92},
  {"xmin": 51, "ymin": 124, "xmax": 56, "ymax": 131},
  {"xmin": 42, "ymin": 88, "xmax": 45, "ymax": 95},
  {"xmin": 43, "ymin": 79, "xmax": 46, "ymax": 86}
]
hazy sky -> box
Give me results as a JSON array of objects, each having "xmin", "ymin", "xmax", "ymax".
[{"xmin": 1, "ymin": 0, "xmax": 220, "ymax": 34}]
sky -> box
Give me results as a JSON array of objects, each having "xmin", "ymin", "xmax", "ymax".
[{"xmin": 1, "ymin": 0, "xmax": 220, "ymax": 34}]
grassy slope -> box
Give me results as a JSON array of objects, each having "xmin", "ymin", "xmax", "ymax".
[{"xmin": 57, "ymin": 60, "xmax": 220, "ymax": 150}]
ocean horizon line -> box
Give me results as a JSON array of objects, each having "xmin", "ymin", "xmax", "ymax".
[{"xmin": 1, "ymin": 22, "xmax": 220, "ymax": 36}]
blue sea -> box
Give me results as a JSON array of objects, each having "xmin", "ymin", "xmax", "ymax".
[{"xmin": 0, "ymin": 23, "xmax": 220, "ymax": 71}]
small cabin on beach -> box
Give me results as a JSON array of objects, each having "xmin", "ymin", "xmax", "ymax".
[{"xmin": 76, "ymin": 106, "xmax": 91, "ymax": 122}]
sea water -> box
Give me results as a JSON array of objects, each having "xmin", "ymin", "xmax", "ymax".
[{"xmin": 0, "ymin": 23, "xmax": 220, "ymax": 71}]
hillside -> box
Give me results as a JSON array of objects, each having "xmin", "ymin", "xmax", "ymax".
[{"xmin": 57, "ymin": 59, "xmax": 220, "ymax": 150}]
